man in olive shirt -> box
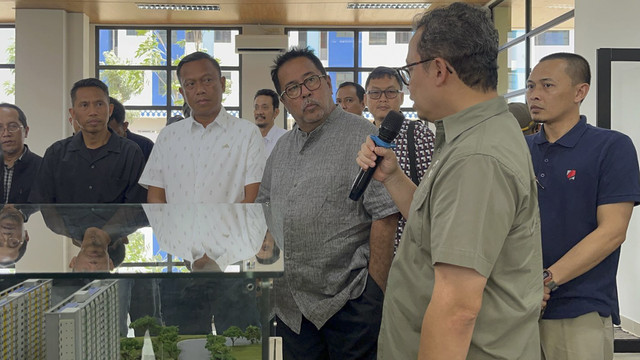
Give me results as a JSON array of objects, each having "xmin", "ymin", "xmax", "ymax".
[{"xmin": 356, "ymin": 3, "xmax": 542, "ymax": 359}]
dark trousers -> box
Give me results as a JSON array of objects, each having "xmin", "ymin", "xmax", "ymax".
[{"xmin": 274, "ymin": 275, "xmax": 384, "ymax": 360}]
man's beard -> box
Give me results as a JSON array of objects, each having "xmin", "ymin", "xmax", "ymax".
[{"xmin": 256, "ymin": 122, "xmax": 268, "ymax": 128}]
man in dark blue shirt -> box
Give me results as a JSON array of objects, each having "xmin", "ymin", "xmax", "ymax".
[
  {"xmin": 29, "ymin": 78, "xmax": 146, "ymax": 204},
  {"xmin": 108, "ymin": 97, "xmax": 154, "ymax": 162},
  {"xmin": 526, "ymin": 52, "xmax": 640, "ymax": 360}
]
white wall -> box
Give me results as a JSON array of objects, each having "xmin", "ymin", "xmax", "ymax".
[{"xmin": 575, "ymin": 0, "xmax": 640, "ymax": 327}]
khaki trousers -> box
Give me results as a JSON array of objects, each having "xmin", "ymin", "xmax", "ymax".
[{"xmin": 540, "ymin": 312, "xmax": 613, "ymax": 360}]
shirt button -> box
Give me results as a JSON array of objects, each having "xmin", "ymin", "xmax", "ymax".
[
  {"xmin": 540, "ymin": 173, "xmax": 545, "ymax": 178},
  {"xmin": 88, "ymin": 185, "xmax": 93, "ymax": 190},
  {"xmin": 544, "ymin": 159, "xmax": 549, "ymax": 163},
  {"xmin": 91, "ymin": 165, "xmax": 95, "ymax": 169}
]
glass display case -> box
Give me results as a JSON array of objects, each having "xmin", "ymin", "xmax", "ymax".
[{"xmin": 0, "ymin": 203, "xmax": 282, "ymax": 360}]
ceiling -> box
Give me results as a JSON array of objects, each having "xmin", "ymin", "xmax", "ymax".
[{"xmin": 0, "ymin": 0, "xmax": 490, "ymax": 26}]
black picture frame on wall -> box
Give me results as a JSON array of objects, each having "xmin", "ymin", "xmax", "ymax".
[{"xmin": 596, "ymin": 48, "xmax": 640, "ymax": 129}]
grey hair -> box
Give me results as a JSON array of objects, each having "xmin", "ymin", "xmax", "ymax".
[{"xmin": 413, "ymin": 2, "xmax": 499, "ymax": 92}]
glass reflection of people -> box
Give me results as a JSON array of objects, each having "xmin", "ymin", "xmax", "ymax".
[
  {"xmin": 69, "ymin": 227, "xmax": 114, "ymax": 272},
  {"xmin": 0, "ymin": 205, "xmax": 28, "ymax": 267},
  {"xmin": 255, "ymin": 231, "xmax": 280, "ymax": 266}
]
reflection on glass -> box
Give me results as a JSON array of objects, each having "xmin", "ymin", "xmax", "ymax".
[
  {"xmin": 99, "ymin": 69, "xmax": 169, "ymax": 107},
  {"xmin": 143, "ymin": 203, "xmax": 268, "ymax": 272},
  {"xmin": 0, "ymin": 68, "xmax": 15, "ymax": 104},
  {"xmin": 532, "ymin": 0, "xmax": 574, "ymax": 29},
  {"xmin": 0, "ymin": 205, "xmax": 28, "ymax": 268}
]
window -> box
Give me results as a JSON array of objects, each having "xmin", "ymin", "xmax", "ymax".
[
  {"xmin": 0, "ymin": 26, "xmax": 15, "ymax": 104},
  {"xmin": 96, "ymin": 27, "xmax": 241, "ymax": 140},
  {"xmin": 395, "ymin": 32, "xmax": 411, "ymax": 44},
  {"xmin": 369, "ymin": 32, "xmax": 387, "ymax": 45},
  {"xmin": 534, "ymin": 30, "xmax": 570, "ymax": 45}
]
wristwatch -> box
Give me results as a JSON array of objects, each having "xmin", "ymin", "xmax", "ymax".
[{"xmin": 543, "ymin": 269, "xmax": 559, "ymax": 292}]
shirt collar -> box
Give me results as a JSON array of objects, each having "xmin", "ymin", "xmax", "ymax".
[
  {"xmin": 533, "ymin": 115, "xmax": 587, "ymax": 148},
  {"xmin": 293, "ymin": 105, "xmax": 338, "ymax": 138},
  {"xmin": 264, "ymin": 126, "xmax": 281, "ymax": 141},
  {"xmin": 68, "ymin": 127, "xmax": 121, "ymax": 153},
  {"xmin": 435, "ymin": 96, "xmax": 508, "ymax": 144},
  {"xmin": 188, "ymin": 107, "xmax": 230, "ymax": 131}
]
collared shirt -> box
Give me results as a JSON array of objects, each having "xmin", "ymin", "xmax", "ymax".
[
  {"xmin": 1, "ymin": 145, "xmax": 42, "ymax": 204},
  {"xmin": 143, "ymin": 203, "xmax": 266, "ymax": 270},
  {"xmin": 28, "ymin": 128, "xmax": 146, "ymax": 204},
  {"xmin": 379, "ymin": 96, "xmax": 543, "ymax": 360},
  {"xmin": 257, "ymin": 107, "xmax": 397, "ymax": 334},
  {"xmin": 139, "ymin": 108, "xmax": 265, "ymax": 203},
  {"xmin": 263, "ymin": 125, "xmax": 288, "ymax": 157},
  {"xmin": 527, "ymin": 116, "xmax": 640, "ymax": 324},
  {"xmin": 393, "ymin": 119, "xmax": 434, "ymax": 248}
]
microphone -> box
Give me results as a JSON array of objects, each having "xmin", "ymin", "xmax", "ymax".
[{"xmin": 349, "ymin": 110, "xmax": 404, "ymax": 201}]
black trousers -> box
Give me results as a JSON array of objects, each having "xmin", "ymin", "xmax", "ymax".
[{"xmin": 274, "ymin": 275, "xmax": 384, "ymax": 360}]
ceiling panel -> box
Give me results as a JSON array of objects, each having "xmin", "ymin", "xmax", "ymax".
[{"xmin": 0, "ymin": 0, "xmax": 488, "ymax": 26}]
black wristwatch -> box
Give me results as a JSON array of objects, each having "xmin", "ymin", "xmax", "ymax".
[{"xmin": 543, "ymin": 269, "xmax": 559, "ymax": 292}]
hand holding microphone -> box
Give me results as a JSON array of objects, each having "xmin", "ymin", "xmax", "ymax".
[{"xmin": 350, "ymin": 110, "xmax": 404, "ymax": 201}]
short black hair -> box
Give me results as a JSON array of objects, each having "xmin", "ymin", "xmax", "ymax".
[
  {"xmin": 256, "ymin": 243, "xmax": 281, "ymax": 265},
  {"xmin": 254, "ymin": 89, "xmax": 280, "ymax": 109},
  {"xmin": 176, "ymin": 51, "xmax": 221, "ymax": 83},
  {"xmin": 0, "ymin": 103, "xmax": 27, "ymax": 127},
  {"xmin": 0, "ymin": 239, "xmax": 28, "ymax": 268},
  {"xmin": 337, "ymin": 82, "xmax": 365, "ymax": 102},
  {"xmin": 108, "ymin": 236, "xmax": 127, "ymax": 268},
  {"xmin": 71, "ymin": 78, "xmax": 110, "ymax": 105},
  {"xmin": 109, "ymin": 97, "xmax": 126, "ymax": 125},
  {"xmin": 539, "ymin": 52, "xmax": 591, "ymax": 86},
  {"xmin": 271, "ymin": 47, "xmax": 326, "ymax": 95},
  {"xmin": 365, "ymin": 67, "xmax": 403, "ymax": 91}
]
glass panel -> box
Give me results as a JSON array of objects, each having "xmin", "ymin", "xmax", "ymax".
[
  {"xmin": 222, "ymin": 70, "xmax": 240, "ymax": 107},
  {"xmin": 532, "ymin": 0, "xmax": 574, "ymax": 29},
  {"xmin": 529, "ymin": 21, "xmax": 574, "ymax": 69},
  {"xmin": 359, "ymin": 31, "xmax": 411, "ymax": 68},
  {"xmin": 497, "ymin": 40, "xmax": 526, "ymax": 96},
  {"xmin": 99, "ymin": 69, "xmax": 168, "ymax": 106},
  {"xmin": 170, "ymin": 29, "xmax": 240, "ymax": 67},
  {"xmin": 0, "ymin": 27, "xmax": 15, "ymax": 64},
  {"xmin": 97, "ymin": 29, "xmax": 168, "ymax": 66},
  {"xmin": 0, "ymin": 68, "xmax": 15, "ymax": 103},
  {"xmin": 288, "ymin": 30, "xmax": 355, "ymax": 67}
]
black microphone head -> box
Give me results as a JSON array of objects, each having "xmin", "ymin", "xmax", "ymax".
[{"xmin": 378, "ymin": 110, "xmax": 404, "ymax": 143}]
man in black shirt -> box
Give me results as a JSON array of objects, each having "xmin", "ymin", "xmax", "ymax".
[
  {"xmin": 29, "ymin": 78, "xmax": 146, "ymax": 203},
  {"xmin": 108, "ymin": 97, "xmax": 154, "ymax": 162},
  {"xmin": 0, "ymin": 103, "xmax": 42, "ymax": 204}
]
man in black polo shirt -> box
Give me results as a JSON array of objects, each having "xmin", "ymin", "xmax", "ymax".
[
  {"xmin": 29, "ymin": 78, "xmax": 146, "ymax": 203},
  {"xmin": 108, "ymin": 97, "xmax": 154, "ymax": 162},
  {"xmin": 0, "ymin": 103, "xmax": 42, "ymax": 204}
]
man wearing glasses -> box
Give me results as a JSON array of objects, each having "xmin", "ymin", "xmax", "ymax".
[
  {"xmin": 0, "ymin": 103, "xmax": 42, "ymax": 204},
  {"xmin": 357, "ymin": 3, "xmax": 543, "ymax": 359},
  {"xmin": 257, "ymin": 47, "xmax": 398, "ymax": 359},
  {"xmin": 364, "ymin": 67, "xmax": 434, "ymax": 251}
]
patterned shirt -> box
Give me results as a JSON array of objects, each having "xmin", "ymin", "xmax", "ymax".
[
  {"xmin": 256, "ymin": 107, "xmax": 397, "ymax": 334},
  {"xmin": 393, "ymin": 119, "xmax": 434, "ymax": 249},
  {"xmin": 139, "ymin": 108, "xmax": 265, "ymax": 203}
]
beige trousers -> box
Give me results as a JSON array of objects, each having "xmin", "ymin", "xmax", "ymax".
[{"xmin": 540, "ymin": 312, "xmax": 614, "ymax": 360}]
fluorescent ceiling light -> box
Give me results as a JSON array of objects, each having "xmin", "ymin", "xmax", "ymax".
[
  {"xmin": 137, "ymin": 4, "xmax": 220, "ymax": 11},
  {"xmin": 347, "ymin": 3, "xmax": 431, "ymax": 9}
]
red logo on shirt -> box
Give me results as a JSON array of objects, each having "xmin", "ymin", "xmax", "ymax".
[{"xmin": 566, "ymin": 169, "xmax": 576, "ymax": 180}]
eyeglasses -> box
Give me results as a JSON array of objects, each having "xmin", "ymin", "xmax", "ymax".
[
  {"xmin": 395, "ymin": 57, "xmax": 453, "ymax": 86},
  {"xmin": 366, "ymin": 89, "xmax": 402, "ymax": 100},
  {"xmin": 0, "ymin": 123, "xmax": 24, "ymax": 134},
  {"xmin": 280, "ymin": 74, "xmax": 328, "ymax": 100},
  {"xmin": 0, "ymin": 235, "xmax": 23, "ymax": 248}
]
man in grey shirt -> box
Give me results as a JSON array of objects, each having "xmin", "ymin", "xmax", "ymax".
[{"xmin": 256, "ymin": 47, "xmax": 398, "ymax": 359}]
